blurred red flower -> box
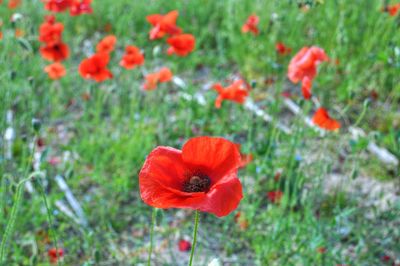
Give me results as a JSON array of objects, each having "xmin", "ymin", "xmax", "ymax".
[
  {"xmin": 42, "ymin": 0, "xmax": 72, "ymax": 12},
  {"xmin": 213, "ymin": 80, "xmax": 249, "ymax": 109},
  {"xmin": 48, "ymin": 248, "xmax": 64, "ymax": 264},
  {"xmin": 317, "ymin": 247, "xmax": 327, "ymax": 254},
  {"xmin": 120, "ymin": 45, "xmax": 144, "ymax": 70},
  {"xmin": 8, "ymin": 0, "xmax": 21, "ymax": 9},
  {"xmin": 40, "ymin": 42, "xmax": 70, "ymax": 62},
  {"xmin": 139, "ymin": 136, "xmax": 243, "ymax": 217},
  {"xmin": 384, "ymin": 3, "xmax": 400, "ymax": 16},
  {"xmin": 275, "ymin": 42, "xmax": 292, "ymax": 56},
  {"xmin": 146, "ymin": 10, "xmax": 182, "ymax": 40},
  {"xmin": 288, "ymin": 46, "xmax": 329, "ymax": 99},
  {"xmin": 70, "ymin": 0, "xmax": 92, "ymax": 16},
  {"xmin": 79, "ymin": 53, "xmax": 113, "ymax": 82},
  {"xmin": 167, "ymin": 34, "xmax": 196, "ymax": 56},
  {"xmin": 178, "ymin": 239, "xmax": 191, "ymax": 252},
  {"xmin": 267, "ymin": 190, "xmax": 283, "ymax": 203},
  {"xmin": 143, "ymin": 67, "xmax": 173, "ymax": 90},
  {"xmin": 44, "ymin": 63, "xmax": 66, "ymax": 80},
  {"xmin": 96, "ymin": 35, "xmax": 117, "ymax": 54},
  {"xmin": 242, "ymin": 14, "xmax": 259, "ymax": 35},
  {"xmin": 39, "ymin": 16, "xmax": 64, "ymax": 45},
  {"xmin": 312, "ymin": 108, "xmax": 341, "ymax": 131}
]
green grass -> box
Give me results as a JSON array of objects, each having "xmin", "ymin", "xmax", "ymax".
[{"xmin": 1, "ymin": 0, "xmax": 399, "ymax": 265}]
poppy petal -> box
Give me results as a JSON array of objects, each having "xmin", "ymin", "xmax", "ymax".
[{"xmin": 181, "ymin": 137, "xmax": 241, "ymax": 183}]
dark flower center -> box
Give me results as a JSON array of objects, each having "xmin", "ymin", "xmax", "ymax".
[{"xmin": 183, "ymin": 174, "xmax": 211, "ymax": 193}]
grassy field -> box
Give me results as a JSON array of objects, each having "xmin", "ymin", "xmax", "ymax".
[{"xmin": 0, "ymin": 0, "xmax": 399, "ymax": 265}]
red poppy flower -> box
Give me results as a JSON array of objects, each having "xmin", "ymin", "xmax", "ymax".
[
  {"xmin": 213, "ymin": 80, "xmax": 249, "ymax": 109},
  {"xmin": 69, "ymin": 0, "xmax": 92, "ymax": 16},
  {"xmin": 96, "ymin": 35, "xmax": 117, "ymax": 54},
  {"xmin": 119, "ymin": 45, "xmax": 144, "ymax": 70},
  {"xmin": 267, "ymin": 190, "xmax": 283, "ymax": 203},
  {"xmin": 48, "ymin": 248, "xmax": 64, "ymax": 264},
  {"xmin": 42, "ymin": 0, "xmax": 72, "ymax": 12},
  {"xmin": 44, "ymin": 62, "xmax": 66, "ymax": 80},
  {"xmin": 167, "ymin": 34, "xmax": 196, "ymax": 57},
  {"xmin": 275, "ymin": 42, "xmax": 292, "ymax": 56},
  {"xmin": 139, "ymin": 136, "xmax": 243, "ymax": 217},
  {"xmin": 146, "ymin": 10, "xmax": 182, "ymax": 40},
  {"xmin": 40, "ymin": 42, "xmax": 70, "ymax": 62},
  {"xmin": 384, "ymin": 3, "xmax": 400, "ymax": 16},
  {"xmin": 8, "ymin": 0, "xmax": 21, "ymax": 9},
  {"xmin": 143, "ymin": 67, "xmax": 173, "ymax": 90},
  {"xmin": 241, "ymin": 14, "xmax": 259, "ymax": 35},
  {"xmin": 288, "ymin": 46, "xmax": 329, "ymax": 99},
  {"xmin": 79, "ymin": 52, "xmax": 113, "ymax": 82},
  {"xmin": 0, "ymin": 32, "xmax": 3, "ymax": 40},
  {"xmin": 312, "ymin": 108, "xmax": 341, "ymax": 131},
  {"xmin": 178, "ymin": 239, "xmax": 191, "ymax": 252},
  {"xmin": 39, "ymin": 16, "xmax": 64, "ymax": 45}
]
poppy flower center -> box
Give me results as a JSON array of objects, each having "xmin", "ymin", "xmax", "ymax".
[{"xmin": 183, "ymin": 174, "xmax": 211, "ymax": 193}]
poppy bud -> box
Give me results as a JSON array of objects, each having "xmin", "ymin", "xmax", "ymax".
[{"xmin": 32, "ymin": 118, "xmax": 41, "ymax": 133}]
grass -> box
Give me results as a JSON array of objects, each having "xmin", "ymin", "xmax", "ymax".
[{"xmin": 0, "ymin": 0, "xmax": 399, "ymax": 265}]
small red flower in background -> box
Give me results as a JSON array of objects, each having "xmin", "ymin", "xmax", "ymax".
[
  {"xmin": 275, "ymin": 42, "xmax": 292, "ymax": 56},
  {"xmin": 70, "ymin": 0, "xmax": 92, "ymax": 16},
  {"xmin": 40, "ymin": 42, "xmax": 70, "ymax": 62},
  {"xmin": 383, "ymin": 3, "xmax": 400, "ymax": 16},
  {"xmin": 44, "ymin": 63, "xmax": 66, "ymax": 80},
  {"xmin": 146, "ymin": 10, "xmax": 182, "ymax": 40},
  {"xmin": 312, "ymin": 108, "xmax": 341, "ymax": 131},
  {"xmin": 139, "ymin": 136, "xmax": 243, "ymax": 217},
  {"xmin": 143, "ymin": 67, "xmax": 173, "ymax": 90},
  {"xmin": 213, "ymin": 80, "xmax": 249, "ymax": 109},
  {"xmin": 79, "ymin": 53, "xmax": 113, "ymax": 82},
  {"xmin": 288, "ymin": 46, "xmax": 329, "ymax": 99},
  {"xmin": 42, "ymin": 0, "xmax": 72, "ymax": 12},
  {"xmin": 48, "ymin": 248, "xmax": 64, "ymax": 264},
  {"xmin": 39, "ymin": 16, "xmax": 64, "ymax": 46},
  {"xmin": 96, "ymin": 35, "xmax": 117, "ymax": 54},
  {"xmin": 267, "ymin": 190, "xmax": 283, "ymax": 204},
  {"xmin": 8, "ymin": 0, "xmax": 21, "ymax": 9},
  {"xmin": 242, "ymin": 14, "xmax": 259, "ymax": 35},
  {"xmin": 38, "ymin": 15, "xmax": 69, "ymax": 62},
  {"xmin": 381, "ymin": 255, "xmax": 392, "ymax": 263},
  {"xmin": 167, "ymin": 34, "xmax": 196, "ymax": 57},
  {"xmin": 317, "ymin": 247, "xmax": 327, "ymax": 254},
  {"xmin": 178, "ymin": 239, "xmax": 191, "ymax": 252},
  {"xmin": 120, "ymin": 45, "xmax": 144, "ymax": 70}
]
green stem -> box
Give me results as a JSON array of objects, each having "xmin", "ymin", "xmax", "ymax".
[
  {"xmin": 0, "ymin": 171, "xmax": 44, "ymax": 263},
  {"xmin": 188, "ymin": 210, "xmax": 200, "ymax": 266},
  {"xmin": 36, "ymin": 179, "xmax": 61, "ymax": 266},
  {"xmin": 147, "ymin": 208, "xmax": 157, "ymax": 266}
]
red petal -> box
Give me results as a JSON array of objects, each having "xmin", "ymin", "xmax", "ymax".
[
  {"xmin": 181, "ymin": 137, "xmax": 241, "ymax": 183},
  {"xmin": 198, "ymin": 174, "xmax": 243, "ymax": 217}
]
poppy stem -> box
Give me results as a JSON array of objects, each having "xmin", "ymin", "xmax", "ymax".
[
  {"xmin": 0, "ymin": 171, "xmax": 44, "ymax": 263},
  {"xmin": 147, "ymin": 208, "xmax": 157, "ymax": 266},
  {"xmin": 188, "ymin": 210, "xmax": 200, "ymax": 266}
]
